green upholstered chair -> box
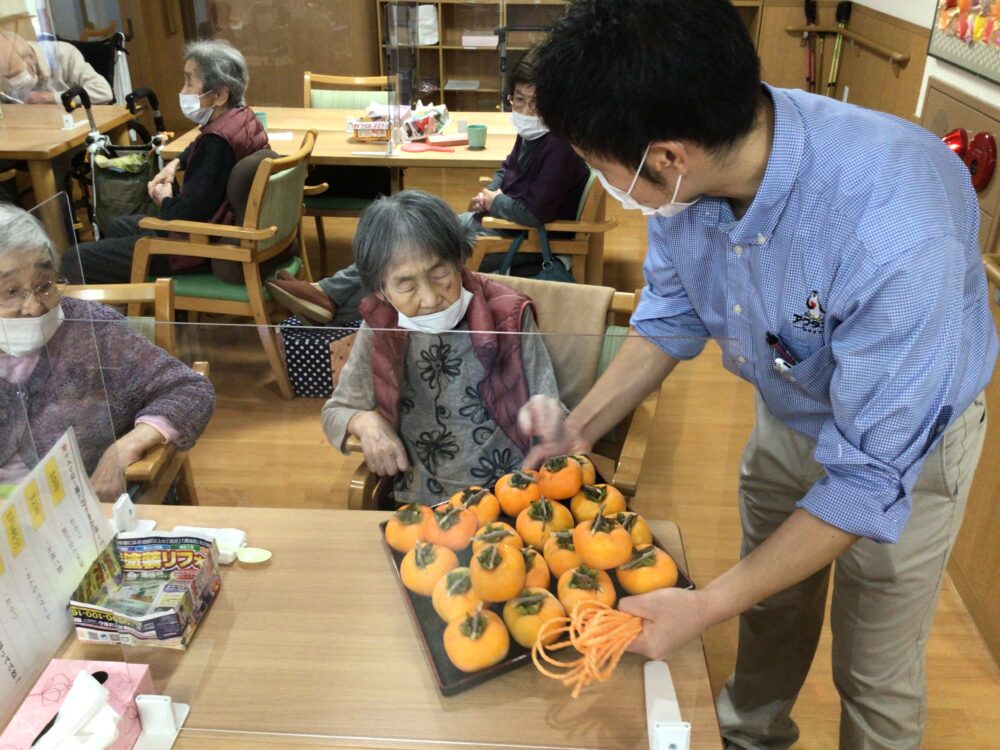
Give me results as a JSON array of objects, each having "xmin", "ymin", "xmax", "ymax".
[
  {"xmin": 131, "ymin": 131, "xmax": 319, "ymax": 400},
  {"xmin": 302, "ymin": 72, "xmax": 394, "ymax": 277}
]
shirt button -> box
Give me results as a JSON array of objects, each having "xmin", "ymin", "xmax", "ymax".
[
  {"xmin": 738, "ymin": 355, "xmax": 746, "ymax": 365},
  {"xmin": 757, "ymin": 234, "xmax": 767, "ymax": 245},
  {"xmin": 733, "ymin": 304, "xmax": 742, "ymax": 315},
  {"xmin": 733, "ymin": 245, "xmax": 743, "ymax": 256}
]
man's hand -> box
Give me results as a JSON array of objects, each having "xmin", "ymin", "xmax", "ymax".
[
  {"xmin": 349, "ymin": 410, "xmax": 410, "ymax": 476},
  {"xmin": 517, "ymin": 395, "xmax": 590, "ymax": 468},
  {"xmin": 620, "ymin": 587, "xmax": 710, "ymax": 661},
  {"xmin": 24, "ymin": 90, "xmax": 55, "ymax": 104},
  {"xmin": 149, "ymin": 159, "xmax": 180, "ymax": 189},
  {"xmin": 148, "ymin": 181, "xmax": 173, "ymax": 205}
]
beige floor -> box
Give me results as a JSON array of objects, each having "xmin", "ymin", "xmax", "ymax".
[{"xmin": 181, "ymin": 168, "xmax": 1000, "ymax": 748}]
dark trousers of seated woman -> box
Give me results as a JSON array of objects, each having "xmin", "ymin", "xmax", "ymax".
[{"xmin": 61, "ymin": 214, "xmax": 295, "ymax": 285}]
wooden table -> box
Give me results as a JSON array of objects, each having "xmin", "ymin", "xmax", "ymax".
[
  {"xmin": 60, "ymin": 507, "xmax": 722, "ymax": 749},
  {"xmin": 162, "ymin": 108, "xmax": 517, "ymax": 171},
  {"xmin": 0, "ymin": 104, "xmax": 133, "ymax": 248}
]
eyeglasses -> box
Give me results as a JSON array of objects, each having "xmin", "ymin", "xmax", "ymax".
[
  {"xmin": 0, "ymin": 278, "xmax": 67, "ymax": 311},
  {"xmin": 507, "ymin": 94, "xmax": 537, "ymax": 111}
]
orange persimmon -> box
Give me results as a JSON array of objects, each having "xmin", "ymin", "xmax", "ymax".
[
  {"xmin": 615, "ymin": 544, "xmax": 679, "ymax": 595},
  {"xmin": 557, "ymin": 565, "xmax": 617, "ymax": 613},
  {"xmin": 400, "ymin": 541, "xmax": 459, "ymax": 597},
  {"xmin": 543, "ymin": 530, "xmax": 583, "ymax": 578},
  {"xmin": 503, "ymin": 588, "xmax": 566, "ymax": 648},
  {"xmin": 424, "ymin": 504, "xmax": 478, "ymax": 551},
  {"xmin": 449, "ymin": 486, "xmax": 500, "ymax": 526},
  {"xmin": 516, "ymin": 499, "xmax": 575, "ymax": 551},
  {"xmin": 572, "ymin": 513, "xmax": 633, "ymax": 570},
  {"xmin": 471, "ymin": 521, "xmax": 523, "ymax": 554},
  {"xmin": 613, "ymin": 511, "xmax": 653, "ymax": 546},
  {"xmin": 432, "ymin": 567, "xmax": 483, "ymax": 622},
  {"xmin": 569, "ymin": 484, "xmax": 627, "ymax": 524},
  {"xmin": 495, "ymin": 469, "xmax": 542, "ymax": 517},
  {"xmin": 570, "ymin": 454, "xmax": 597, "ymax": 485},
  {"xmin": 521, "ymin": 546, "xmax": 551, "ymax": 589},
  {"xmin": 537, "ymin": 455, "xmax": 583, "ymax": 500},
  {"xmin": 384, "ymin": 503, "xmax": 431, "ymax": 553},
  {"xmin": 470, "ymin": 542, "xmax": 526, "ymax": 602},
  {"xmin": 443, "ymin": 605, "xmax": 510, "ymax": 672}
]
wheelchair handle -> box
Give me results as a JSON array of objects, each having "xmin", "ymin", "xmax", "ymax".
[
  {"xmin": 61, "ymin": 85, "xmax": 92, "ymax": 113},
  {"xmin": 126, "ymin": 87, "xmax": 165, "ymax": 133}
]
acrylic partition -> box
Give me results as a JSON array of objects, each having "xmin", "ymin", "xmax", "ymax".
[{"xmin": 16, "ymin": 308, "xmax": 745, "ymax": 749}]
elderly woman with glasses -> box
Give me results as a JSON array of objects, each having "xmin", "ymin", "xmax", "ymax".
[
  {"xmin": 61, "ymin": 39, "xmax": 274, "ymax": 286},
  {"xmin": 0, "ymin": 205, "xmax": 215, "ymax": 501},
  {"xmin": 322, "ymin": 190, "xmax": 562, "ymax": 505}
]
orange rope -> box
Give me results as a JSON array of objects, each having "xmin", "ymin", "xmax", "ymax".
[{"xmin": 531, "ymin": 601, "xmax": 643, "ymax": 698}]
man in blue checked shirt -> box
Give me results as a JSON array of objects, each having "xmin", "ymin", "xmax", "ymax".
[{"xmin": 518, "ymin": 1, "xmax": 997, "ymax": 748}]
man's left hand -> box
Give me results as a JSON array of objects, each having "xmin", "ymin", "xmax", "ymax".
[
  {"xmin": 24, "ymin": 90, "xmax": 56, "ymax": 104},
  {"xmin": 619, "ymin": 587, "xmax": 710, "ymax": 661}
]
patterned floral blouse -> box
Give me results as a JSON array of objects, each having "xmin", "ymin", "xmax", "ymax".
[{"xmin": 322, "ymin": 314, "xmax": 561, "ymax": 505}]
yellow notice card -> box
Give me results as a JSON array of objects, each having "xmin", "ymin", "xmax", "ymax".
[
  {"xmin": 3, "ymin": 505, "xmax": 24, "ymax": 558},
  {"xmin": 45, "ymin": 457, "xmax": 65, "ymax": 506},
  {"xmin": 25, "ymin": 481, "xmax": 45, "ymax": 529}
]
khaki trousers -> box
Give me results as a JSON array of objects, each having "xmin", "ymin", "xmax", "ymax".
[{"xmin": 716, "ymin": 392, "xmax": 987, "ymax": 750}]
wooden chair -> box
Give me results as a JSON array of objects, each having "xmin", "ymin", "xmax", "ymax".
[
  {"xmin": 468, "ymin": 170, "xmax": 619, "ymax": 285},
  {"xmin": 345, "ymin": 277, "xmax": 656, "ymax": 510},
  {"xmin": 63, "ymin": 278, "xmax": 209, "ymax": 504},
  {"xmin": 985, "ymin": 254, "xmax": 1000, "ymax": 290},
  {"xmin": 302, "ymin": 72, "xmax": 393, "ymax": 277},
  {"xmin": 130, "ymin": 131, "xmax": 319, "ymax": 400}
]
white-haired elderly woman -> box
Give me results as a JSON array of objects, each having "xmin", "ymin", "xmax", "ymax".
[
  {"xmin": 61, "ymin": 39, "xmax": 270, "ymax": 285},
  {"xmin": 322, "ymin": 190, "xmax": 563, "ymax": 505},
  {"xmin": 0, "ymin": 205, "xmax": 215, "ymax": 501}
]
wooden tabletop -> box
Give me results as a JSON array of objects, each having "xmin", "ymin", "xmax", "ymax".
[
  {"xmin": 161, "ymin": 108, "xmax": 517, "ymax": 169},
  {"xmin": 0, "ymin": 104, "xmax": 133, "ymax": 159},
  {"xmin": 59, "ymin": 506, "xmax": 721, "ymax": 749}
]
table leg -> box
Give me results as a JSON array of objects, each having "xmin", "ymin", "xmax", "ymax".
[{"xmin": 27, "ymin": 158, "xmax": 72, "ymax": 253}]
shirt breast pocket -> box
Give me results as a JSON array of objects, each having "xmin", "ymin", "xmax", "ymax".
[{"xmin": 778, "ymin": 343, "xmax": 835, "ymax": 403}]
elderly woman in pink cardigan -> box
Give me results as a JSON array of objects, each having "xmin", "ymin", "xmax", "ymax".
[{"xmin": 0, "ymin": 205, "xmax": 215, "ymax": 500}]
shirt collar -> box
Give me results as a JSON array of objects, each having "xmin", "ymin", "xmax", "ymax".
[{"xmin": 697, "ymin": 84, "xmax": 805, "ymax": 247}]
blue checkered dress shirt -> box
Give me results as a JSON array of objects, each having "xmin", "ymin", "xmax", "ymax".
[{"xmin": 632, "ymin": 85, "xmax": 998, "ymax": 543}]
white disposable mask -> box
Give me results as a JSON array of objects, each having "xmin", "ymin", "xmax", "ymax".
[
  {"xmin": 595, "ymin": 142, "xmax": 698, "ymax": 217},
  {"xmin": 510, "ymin": 112, "xmax": 549, "ymax": 141},
  {"xmin": 6, "ymin": 68, "xmax": 36, "ymax": 92},
  {"xmin": 0, "ymin": 304, "xmax": 64, "ymax": 357},
  {"xmin": 179, "ymin": 91, "xmax": 215, "ymax": 125},
  {"xmin": 396, "ymin": 288, "xmax": 473, "ymax": 334}
]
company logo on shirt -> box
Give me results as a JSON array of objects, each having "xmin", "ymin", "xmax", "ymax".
[{"xmin": 792, "ymin": 290, "xmax": 825, "ymax": 333}]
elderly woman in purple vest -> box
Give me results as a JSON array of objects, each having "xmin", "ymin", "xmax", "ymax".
[
  {"xmin": 321, "ymin": 190, "xmax": 563, "ymax": 506},
  {"xmin": 1, "ymin": 205, "xmax": 215, "ymax": 501},
  {"xmin": 61, "ymin": 40, "xmax": 275, "ymax": 285}
]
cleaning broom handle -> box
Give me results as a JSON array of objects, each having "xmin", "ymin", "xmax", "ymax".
[{"xmin": 826, "ymin": 2, "xmax": 853, "ymax": 97}]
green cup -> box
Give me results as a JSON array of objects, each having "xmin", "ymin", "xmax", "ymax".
[
  {"xmin": 467, "ymin": 123, "xmax": 487, "ymax": 149},
  {"xmin": 253, "ymin": 110, "xmax": 268, "ymax": 130}
]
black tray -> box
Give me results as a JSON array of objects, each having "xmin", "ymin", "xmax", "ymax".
[{"xmin": 380, "ymin": 487, "xmax": 693, "ymax": 696}]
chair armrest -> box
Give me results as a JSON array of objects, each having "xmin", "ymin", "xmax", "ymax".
[
  {"xmin": 0, "ymin": 168, "xmax": 17, "ymax": 182},
  {"xmin": 125, "ymin": 442, "xmax": 173, "ymax": 482},
  {"xmin": 984, "ymin": 255, "xmax": 1000, "ymax": 290},
  {"xmin": 478, "ymin": 176, "xmax": 493, "ymax": 186},
  {"xmin": 138, "ymin": 216, "xmax": 278, "ymax": 242},
  {"xmin": 303, "ymin": 182, "xmax": 329, "ymax": 196},
  {"xmin": 610, "ymin": 388, "xmax": 660, "ymax": 497},
  {"xmin": 481, "ymin": 217, "xmax": 530, "ymax": 232},
  {"xmin": 481, "ymin": 217, "xmax": 619, "ymax": 234},
  {"xmin": 345, "ymin": 434, "xmax": 362, "ymax": 453}
]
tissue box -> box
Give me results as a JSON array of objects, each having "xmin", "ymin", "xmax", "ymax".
[
  {"xmin": 69, "ymin": 531, "xmax": 221, "ymax": 650},
  {"xmin": 0, "ymin": 659, "xmax": 153, "ymax": 749}
]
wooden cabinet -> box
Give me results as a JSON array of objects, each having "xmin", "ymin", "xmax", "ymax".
[{"xmin": 376, "ymin": 0, "xmax": 762, "ymax": 112}]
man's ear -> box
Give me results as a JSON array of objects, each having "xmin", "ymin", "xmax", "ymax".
[{"xmin": 646, "ymin": 141, "xmax": 690, "ymax": 179}]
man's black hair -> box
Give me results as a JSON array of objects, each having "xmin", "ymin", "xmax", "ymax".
[{"xmin": 534, "ymin": 0, "xmax": 762, "ymax": 170}]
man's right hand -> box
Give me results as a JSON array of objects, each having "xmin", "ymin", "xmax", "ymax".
[
  {"xmin": 518, "ymin": 395, "xmax": 590, "ymax": 469},
  {"xmin": 349, "ymin": 410, "xmax": 410, "ymax": 476}
]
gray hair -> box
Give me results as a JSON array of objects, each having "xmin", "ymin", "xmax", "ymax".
[
  {"xmin": 353, "ymin": 190, "xmax": 473, "ymax": 293},
  {"xmin": 184, "ymin": 40, "xmax": 249, "ymax": 107},
  {"xmin": 0, "ymin": 203, "xmax": 56, "ymax": 265}
]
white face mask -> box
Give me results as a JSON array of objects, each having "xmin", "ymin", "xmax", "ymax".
[
  {"xmin": 396, "ymin": 288, "xmax": 473, "ymax": 334},
  {"xmin": 0, "ymin": 304, "xmax": 64, "ymax": 357},
  {"xmin": 510, "ymin": 112, "xmax": 549, "ymax": 141},
  {"xmin": 179, "ymin": 91, "xmax": 215, "ymax": 125},
  {"xmin": 6, "ymin": 68, "xmax": 36, "ymax": 92},
  {"xmin": 595, "ymin": 142, "xmax": 698, "ymax": 217}
]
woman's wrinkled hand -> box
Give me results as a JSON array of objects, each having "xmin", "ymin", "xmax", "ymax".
[
  {"xmin": 89, "ymin": 440, "xmax": 141, "ymax": 502},
  {"xmin": 518, "ymin": 395, "xmax": 589, "ymax": 468},
  {"xmin": 350, "ymin": 410, "xmax": 410, "ymax": 476}
]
